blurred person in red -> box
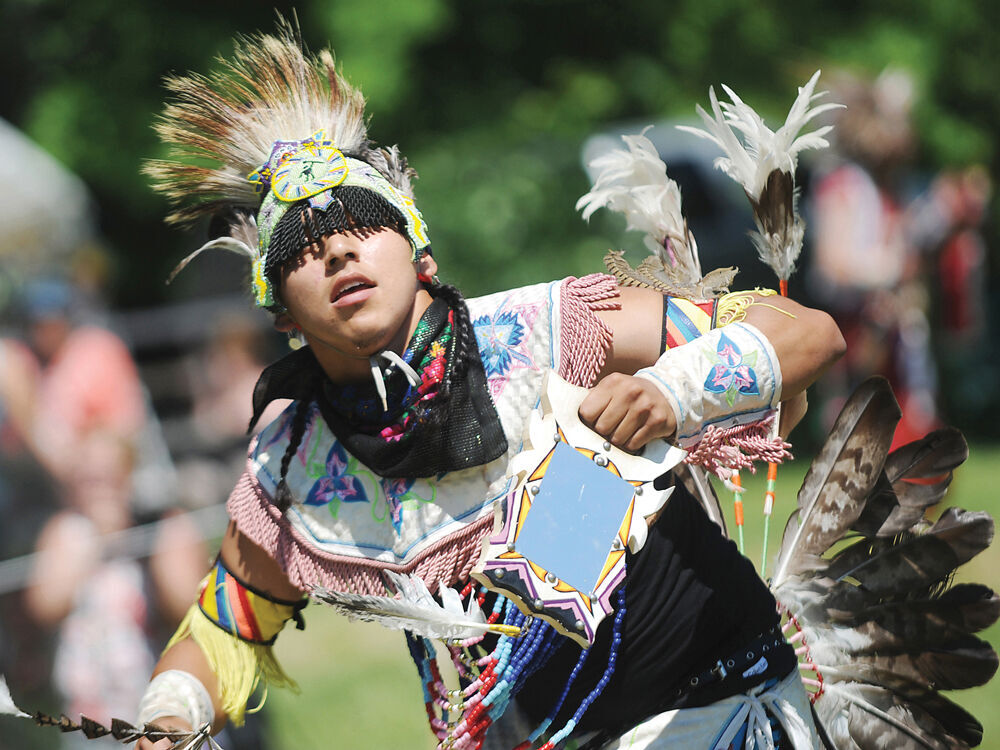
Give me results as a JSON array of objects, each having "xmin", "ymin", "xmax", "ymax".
[
  {"xmin": 806, "ymin": 68, "xmax": 983, "ymax": 448},
  {"xmin": 24, "ymin": 277, "xmax": 147, "ymax": 476}
]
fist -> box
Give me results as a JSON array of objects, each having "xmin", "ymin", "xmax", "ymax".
[{"xmin": 578, "ymin": 373, "xmax": 677, "ymax": 453}]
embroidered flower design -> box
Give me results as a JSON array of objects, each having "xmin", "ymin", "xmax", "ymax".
[
  {"xmin": 381, "ymin": 477, "xmax": 415, "ymax": 534},
  {"xmin": 704, "ymin": 333, "xmax": 760, "ymax": 407},
  {"xmin": 474, "ymin": 310, "xmax": 528, "ymax": 377},
  {"xmin": 304, "ymin": 442, "xmax": 368, "ymax": 506}
]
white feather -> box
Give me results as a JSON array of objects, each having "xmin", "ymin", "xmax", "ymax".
[
  {"xmin": 311, "ymin": 572, "xmax": 520, "ymax": 641},
  {"xmin": 577, "ymin": 128, "xmax": 714, "ymax": 292},
  {"xmin": 678, "ymin": 70, "xmax": 842, "ymax": 198},
  {"xmin": 0, "ymin": 675, "xmax": 29, "ymax": 718},
  {"xmin": 165, "ymin": 237, "xmax": 258, "ymax": 285}
]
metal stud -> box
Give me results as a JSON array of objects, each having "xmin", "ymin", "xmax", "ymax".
[
  {"xmin": 575, "ymin": 620, "xmax": 584, "ymax": 630},
  {"xmin": 495, "ymin": 569, "xmax": 504, "ymax": 578},
  {"xmin": 545, "ymin": 572, "xmax": 557, "ymax": 584},
  {"xmin": 594, "ymin": 455, "xmax": 608, "ymax": 467},
  {"xmin": 530, "ymin": 485, "xmax": 540, "ymax": 495},
  {"xmin": 602, "ymin": 441, "xmax": 612, "ymax": 451},
  {"xmin": 534, "ymin": 598, "xmax": 544, "ymax": 609},
  {"xmin": 635, "ymin": 486, "xmax": 643, "ymax": 496},
  {"xmin": 506, "ymin": 542, "xmax": 516, "ymax": 553}
]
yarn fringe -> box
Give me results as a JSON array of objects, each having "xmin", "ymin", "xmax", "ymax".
[
  {"xmin": 683, "ymin": 413, "xmax": 791, "ymax": 481},
  {"xmin": 164, "ymin": 606, "xmax": 299, "ymax": 726}
]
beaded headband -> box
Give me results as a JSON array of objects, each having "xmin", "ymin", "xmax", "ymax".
[{"xmin": 248, "ymin": 129, "xmax": 430, "ymax": 307}]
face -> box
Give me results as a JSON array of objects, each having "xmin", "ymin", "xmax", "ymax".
[{"xmin": 276, "ymin": 228, "xmax": 437, "ymax": 381}]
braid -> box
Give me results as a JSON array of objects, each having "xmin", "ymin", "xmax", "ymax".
[
  {"xmin": 275, "ymin": 397, "xmax": 313, "ymax": 512},
  {"xmin": 414, "ymin": 282, "xmax": 478, "ymax": 427}
]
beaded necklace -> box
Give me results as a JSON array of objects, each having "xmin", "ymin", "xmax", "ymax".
[{"xmin": 406, "ymin": 582, "xmax": 627, "ymax": 749}]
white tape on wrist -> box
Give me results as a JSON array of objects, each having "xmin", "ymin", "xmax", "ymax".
[
  {"xmin": 635, "ymin": 322, "xmax": 782, "ymax": 447},
  {"xmin": 137, "ymin": 669, "xmax": 214, "ymax": 731}
]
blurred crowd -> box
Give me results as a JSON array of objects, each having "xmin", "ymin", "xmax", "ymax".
[
  {"xmin": 0, "ymin": 259, "xmax": 282, "ymax": 749},
  {"xmin": 804, "ymin": 68, "xmax": 992, "ymax": 447}
]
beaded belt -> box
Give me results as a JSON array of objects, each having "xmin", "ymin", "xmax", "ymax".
[{"xmin": 671, "ymin": 623, "xmax": 787, "ymax": 699}]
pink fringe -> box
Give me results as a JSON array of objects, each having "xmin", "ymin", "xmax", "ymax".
[
  {"xmin": 683, "ymin": 413, "xmax": 792, "ymax": 481},
  {"xmin": 227, "ymin": 467, "xmax": 494, "ymax": 596},
  {"xmin": 558, "ymin": 274, "xmax": 620, "ymax": 387}
]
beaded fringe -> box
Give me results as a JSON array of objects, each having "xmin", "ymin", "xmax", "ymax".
[{"xmin": 163, "ymin": 605, "xmax": 299, "ymax": 725}]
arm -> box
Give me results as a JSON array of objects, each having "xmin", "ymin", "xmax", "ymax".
[
  {"xmin": 137, "ymin": 522, "xmax": 303, "ymax": 749},
  {"xmin": 579, "ymin": 286, "xmax": 845, "ymax": 452}
]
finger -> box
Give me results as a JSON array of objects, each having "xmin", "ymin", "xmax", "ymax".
[{"xmin": 578, "ymin": 384, "xmax": 613, "ymax": 428}]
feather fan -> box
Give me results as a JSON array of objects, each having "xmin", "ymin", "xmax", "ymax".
[
  {"xmin": 576, "ymin": 129, "xmax": 736, "ymax": 298},
  {"xmin": 769, "ymin": 377, "xmax": 998, "ymax": 749},
  {"xmin": 311, "ymin": 571, "xmax": 521, "ymax": 640},
  {"xmin": 678, "ymin": 70, "xmax": 843, "ymax": 282}
]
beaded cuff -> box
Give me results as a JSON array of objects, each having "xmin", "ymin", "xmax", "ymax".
[{"xmin": 197, "ymin": 557, "xmax": 306, "ymax": 645}]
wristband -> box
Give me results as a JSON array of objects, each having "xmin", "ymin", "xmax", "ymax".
[
  {"xmin": 635, "ymin": 321, "xmax": 782, "ymax": 447},
  {"xmin": 137, "ymin": 669, "xmax": 214, "ymax": 731}
]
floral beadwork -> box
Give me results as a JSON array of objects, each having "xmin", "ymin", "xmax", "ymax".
[
  {"xmin": 704, "ymin": 332, "xmax": 760, "ymax": 407},
  {"xmin": 304, "ymin": 442, "xmax": 368, "ymax": 508},
  {"xmin": 474, "ymin": 309, "xmax": 527, "ymax": 378}
]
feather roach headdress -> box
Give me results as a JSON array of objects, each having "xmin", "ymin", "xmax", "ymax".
[{"xmin": 145, "ymin": 20, "xmax": 429, "ymax": 307}]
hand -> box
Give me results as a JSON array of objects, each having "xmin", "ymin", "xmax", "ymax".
[
  {"xmin": 578, "ymin": 373, "xmax": 677, "ymax": 453},
  {"xmin": 136, "ymin": 717, "xmax": 192, "ymax": 750}
]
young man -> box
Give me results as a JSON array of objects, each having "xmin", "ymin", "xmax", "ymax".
[{"xmin": 136, "ymin": 26, "xmax": 842, "ymax": 750}]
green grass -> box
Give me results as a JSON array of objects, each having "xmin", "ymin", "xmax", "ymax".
[{"xmin": 264, "ymin": 444, "xmax": 1000, "ymax": 749}]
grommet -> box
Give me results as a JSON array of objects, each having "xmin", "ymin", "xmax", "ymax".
[
  {"xmin": 690, "ymin": 676, "xmax": 699, "ymax": 686},
  {"xmin": 746, "ymin": 651, "xmax": 754, "ymax": 660},
  {"xmin": 726, "ymin": 659, "xmax": 735, "ymax": 668},
  {"xmin": 762, "ymin": 644, "xmax": 770, "ymax": 652}
]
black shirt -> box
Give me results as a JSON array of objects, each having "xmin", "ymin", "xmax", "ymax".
[{"xmin": 515, "ymin": 479, "xmax": 796, "ymax": 734}]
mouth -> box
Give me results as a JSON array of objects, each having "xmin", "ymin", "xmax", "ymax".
[{"xmin": 331, "ymin": 276, "xmax": 376, "ymax": 305}]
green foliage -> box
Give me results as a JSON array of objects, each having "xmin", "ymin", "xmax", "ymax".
[{"xmin": 0, "ymin": 0, "xmax": 996, "ymax": 309}]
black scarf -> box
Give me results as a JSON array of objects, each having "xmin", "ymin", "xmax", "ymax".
[{"xmin": 250, "ymin": 297, "xmax": 508, "ymax": 479}]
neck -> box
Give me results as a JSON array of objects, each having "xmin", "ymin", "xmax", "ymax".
[{"xmin": 311, "ymin": 288, "xmax": 435, "ymax": 384}]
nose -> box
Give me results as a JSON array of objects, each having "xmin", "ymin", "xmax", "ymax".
[{"xmin": 323, "ymin": 232, "xmax": 362, "ymax": 267}]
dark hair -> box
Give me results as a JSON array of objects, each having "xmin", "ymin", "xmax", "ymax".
[{"xmin": 264, "ymin": 186, "xmax": 410, "ymax": 309}]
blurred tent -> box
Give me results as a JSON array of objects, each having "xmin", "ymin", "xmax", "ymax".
[{"xmin": 0, "ymin": 117, "xmax": 97, "ymax": 278}]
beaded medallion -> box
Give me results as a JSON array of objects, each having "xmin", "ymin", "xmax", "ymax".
[{"xmin": 472, "ymin": 372, "xmax": 684, "ymax": 647}]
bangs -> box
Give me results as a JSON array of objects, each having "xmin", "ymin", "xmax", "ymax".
[{"xmin": 264, "ymin": 186, "xmax": 410, "ymax": 298}]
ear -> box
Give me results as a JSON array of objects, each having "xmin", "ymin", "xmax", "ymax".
[
  {"xmin": 416, "ymin": 253, "xmax": 438, "ymax": 279},
  {"xmin": 273, "ymin": 312, "xmax": 298, "ymax": 333}
]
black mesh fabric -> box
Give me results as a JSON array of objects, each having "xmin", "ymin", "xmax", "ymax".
[{"xmin": 250, "ymin": 297, "xmax": 508, "ymax": 480}]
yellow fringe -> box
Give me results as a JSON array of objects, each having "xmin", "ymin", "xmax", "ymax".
[
  {"xmin": 164, "ymin": 605, "xmax": 299, "ymax": 726},
  {"xmin": 717, "ymin": 288, "xmax": 795, "ymax": 327}
]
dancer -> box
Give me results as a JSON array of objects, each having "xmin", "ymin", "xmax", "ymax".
[{"xmin": 129, "ymin": 25, "xmax": 844, "ymax": 750}]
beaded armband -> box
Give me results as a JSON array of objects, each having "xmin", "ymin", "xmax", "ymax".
[
  {"xmin": 163, "ymin": 557, "xmax": 306, "ymax": 725},
  {"xmin": 661, "ymin": 296, "xmax": 717, "ymax": 351},
  {"xmin": 197, "ymin": 557, "xmax": 306, "ymax": 645}
]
